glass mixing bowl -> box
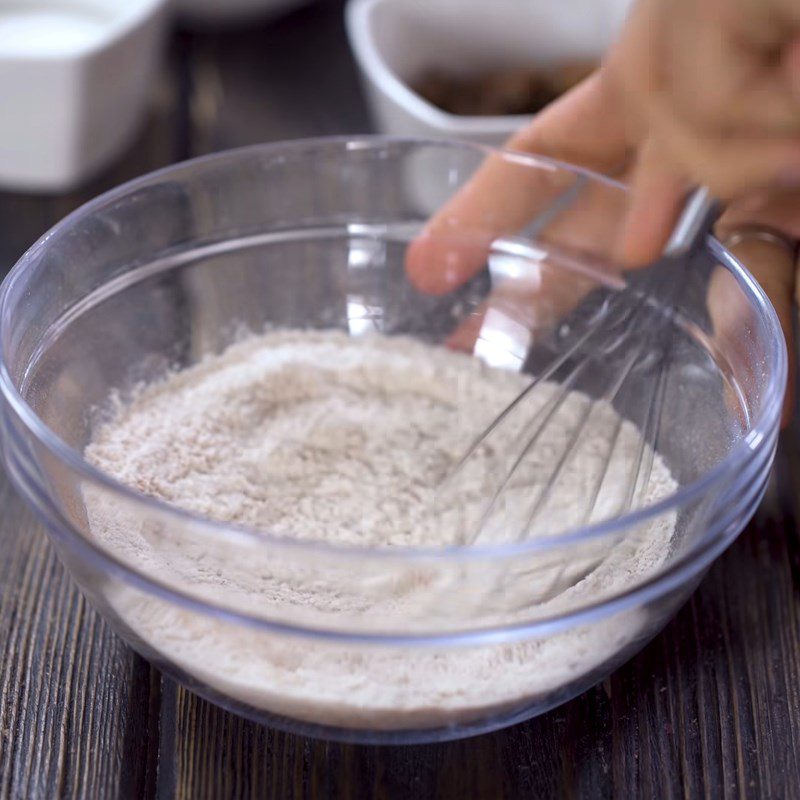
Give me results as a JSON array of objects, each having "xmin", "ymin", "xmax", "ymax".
[{"xmin": 0, "ymin": 137, "xmax": 786, "ymax": 743}]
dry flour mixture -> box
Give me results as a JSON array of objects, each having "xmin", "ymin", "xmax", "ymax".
[{"xmin": 84, "ymin": 330, "xmax": 678, "ymax": 729}]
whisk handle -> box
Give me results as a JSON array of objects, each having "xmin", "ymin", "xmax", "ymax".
[{"xmin": 663, "ymin": 187, "xmax": 722, "ymax": 258}]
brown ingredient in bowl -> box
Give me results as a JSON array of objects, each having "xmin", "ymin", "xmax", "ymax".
[{"xmin": 413, "ymin": 62, "xmax": 597, "ymax": 116}]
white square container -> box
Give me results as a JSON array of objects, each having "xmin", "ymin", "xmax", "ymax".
[
  {"xmin": 346, "ymin": 0, "xmax": 632, "ymax": 147},
  {"xmin": 0, "ymin": 0, "xmax": 169, "ymax": 192}
]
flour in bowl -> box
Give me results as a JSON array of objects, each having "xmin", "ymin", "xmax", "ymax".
[{"xmin": 84, "ymin": 330, "xmax": 678, "ymax": 730}]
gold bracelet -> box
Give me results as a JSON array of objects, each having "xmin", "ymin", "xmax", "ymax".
[{"xmin": 722, "ymin": 225, "xmax": 799, "ymax": 261}]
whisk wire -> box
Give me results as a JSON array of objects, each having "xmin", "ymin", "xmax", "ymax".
[
  {"xmin": 462, "ymin": 278, "xmax": 658, "ymax": 544},
  {"xmin": 444, "ymin": 294, "xmax": 621, "ymax": 485},
  {"xmin": 437, "ymin": 187, "xmax": 719, "ymax": 613},
  {"xmin": 520, "ymin": 265, "xmax": 692, "ymax": 607},
  {"xmin": 483, "ymin": 268, "xmax": 691, "ymax": 602},
  {"xmin": 517, "ymin": 320, "xmax": 657, "ymax": 539},
  {"xmin": 441, "ymin": 187, "xmax": 719, "ymax": 555},
  {"xmin": 513, "ymin": 265, "xmax": 687, "ymax": 542}
]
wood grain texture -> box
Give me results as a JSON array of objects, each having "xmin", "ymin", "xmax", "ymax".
[
  {"xmin": 0, "ymin": 1, "xmax": 799, "ymax": 797},
  {"xmin": 0, "ymin": 477, "xmax": 160, "ymax": 799}
]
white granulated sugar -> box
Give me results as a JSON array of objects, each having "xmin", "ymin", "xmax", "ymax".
[{"xmin": 84, "ymin": 330, "xmax": 678, "ymax": 730}]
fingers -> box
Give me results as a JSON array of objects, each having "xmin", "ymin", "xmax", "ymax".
[
  {"xmin": 718, "ymin": 186, "xmax": 800, "ymax": 238},
  {"xmin": 507, "ymin": 71, "xmax": 631, "ymax": 174},
  {"xmin": 709, "ymin": 238, "xmax": 795, "ymax": 428},
  {"xmin": 406, "ymin": 72, "xmax": 632, "ymax": 296},
  {"xmin": 615, "ymin": 118, "xmax": 800, "ymax": 266},
  {"xmin": 646, "ymin": 103, "xmax": 800, "ymax": 197},
  {"xmin": 742, "ymin": 240, "xmax": 795, "ymax": 427},
  {"xmin": 711, "ymin": 193, "xmax": 800, "ymax": 427},
  {"xmin": 722, "ymin": 194, "xmax": 800, "ymax": 428},
  {"xmin": 444, "ymin": 249, "xmax": 606, "ymax": 356},
  {"xmin": 611, "ymin": 0, "xmax": 800, "ymax": 135},
  {"xmin": 616, "ymin": 139, "xmax": 688, "ymax": 265},
  {"xmin": 665, "ymin": 18, "xmax": 800, "ymax": 135},
  {"xmin": 406, "ymin": 230, "xmax": 497, "ymax": 296},
  {"xmin": 784, "ymin": 36, "xmax": 800, "ymax": 100},
  {"xmin": 605, "ymin": 0, "xmax": 800, "ymax": 269}
]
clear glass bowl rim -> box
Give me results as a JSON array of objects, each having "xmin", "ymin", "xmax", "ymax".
[{"xmin": 0, "ymin": 135, "xmax": 787, "ymax": 570}]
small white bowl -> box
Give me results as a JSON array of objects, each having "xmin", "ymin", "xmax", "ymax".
[
  {"xmin": 0, "ymin": 0, "xmax": 169, "ymax": 192},
  {"xmin": 346, "ymin": 0, "xmax": 632, "ymax": 146}
]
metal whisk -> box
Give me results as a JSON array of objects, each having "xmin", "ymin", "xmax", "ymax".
[{"xmin": 438, "ymin": 187, "xmax": 720, "ymax": 551}]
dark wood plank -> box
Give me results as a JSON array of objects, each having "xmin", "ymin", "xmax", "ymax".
[
  {"xmin": 0, "ymin": 479, "xmax": 159, "ymax": 799},
  {"xmin": 173, "ymin": 0, "xmax": 372, "ymax": 158}
]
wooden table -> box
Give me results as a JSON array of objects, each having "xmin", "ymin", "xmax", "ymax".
[{"xmin": 1, "ymin": 3, "xmax": 798, "ymax": 797}]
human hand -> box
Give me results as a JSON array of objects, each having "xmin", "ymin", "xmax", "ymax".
[
  {"xmin": 715, "ymin": 191, "xmax": 800, "ymax": 425},
  {"xmin": 606, "ymin": 0, "xmax": 800, "ymax": 265},
  {"xmin": 405, "ymin": 72, "xmax": 798, "ymax": 423}
]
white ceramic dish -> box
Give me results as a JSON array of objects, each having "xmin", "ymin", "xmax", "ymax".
[
  {"xmin": 346, "ymin": 0, "xmax": 632, "ymax": 146},
  {"xmin": 0, "ymin": 0, "xmax": 169, "ymax": 192}
]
